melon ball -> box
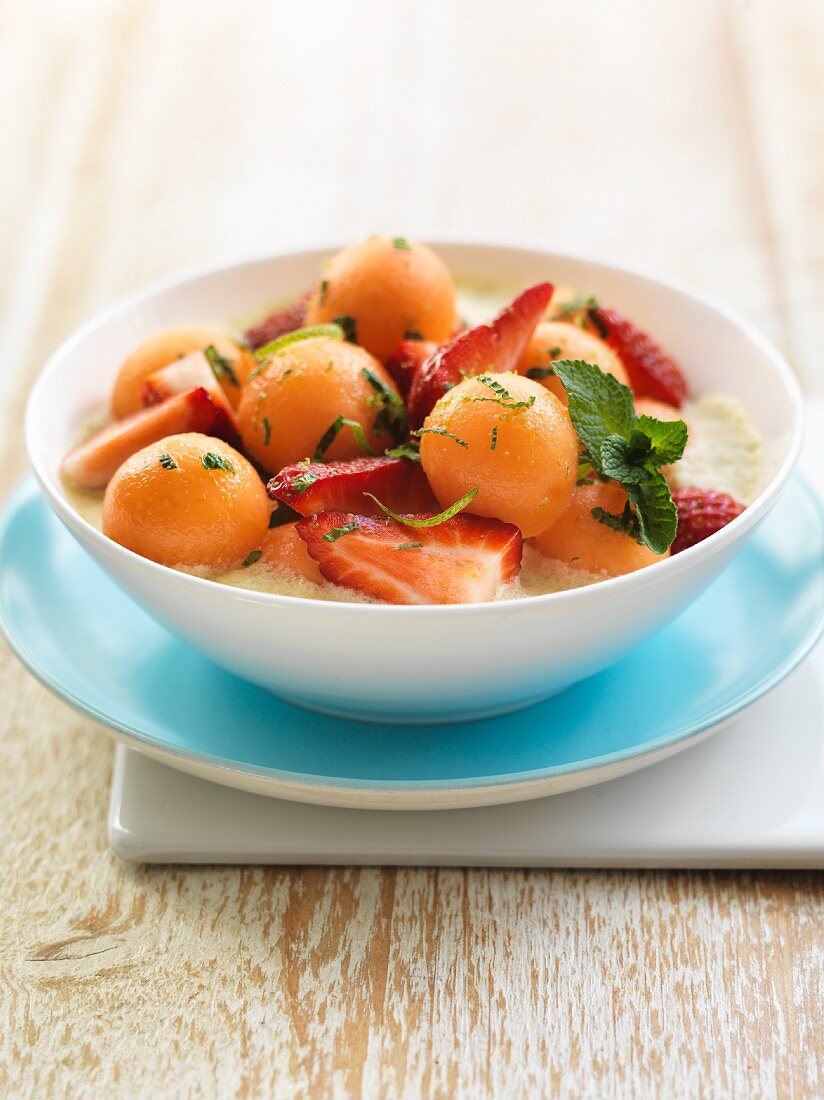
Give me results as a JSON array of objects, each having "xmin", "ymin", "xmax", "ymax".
[
  {"xmin": 304, "ymin": 236, "xmax": 456, "ymax": 361},
  {"xmin": 260, "ymin": 522, "xmax": 323, "ymax": 584},
  {"xmin": 237, "ymin": 336, "xmax": 401, "ymax": 473},
  {"xmin": 102, "ymin": 433, "xmax": 269, "ymax": 569},
  {"xmin": 112, "ymin": 326, "xmax": 253, "ymax": 418},
  {"xmin": 532, "ymin": 480, "xmax": 668, "ymax": 577},
  {"xmin": 518, "ymin": 321, "xmax": 629, "ymax": 404},
  {"xmin": 419, "ymin": 373, "xmax": 578, "ymax": 537}
]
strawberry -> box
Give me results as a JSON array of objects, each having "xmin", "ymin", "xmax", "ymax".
[
  {"xmin": 671, "ymin": 487, "xmax": 745, "ymax": 554},
  {"xmin": 141, "ymin": 351, "xmax": 239, "ymax": 436},
  {"xmin": 406, "ymin": 282, "xmax": 553, "ymax": 428},
  {"xmin": 245, "ymin": 290, "xmax": 311, "ymax": 349},
  {"xmin": 383, "ymin": 340, "xmax": 437, "ymax": 400},
  {"xmin": 268, "ymin": 456, "xmax": 438, "ymax": 516},
  {"xmin": 62, "ymin": 388, "xmax": 228, "ymax": 490},
  {"xmin": 297, "ymin": 511, "xmax": 522, "ymax": 604},
  {"xmin": 587, "ymin": 306, "xmax": 687, "ymax": 407}
]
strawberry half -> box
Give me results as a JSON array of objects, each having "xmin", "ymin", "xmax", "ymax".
[
  {"xmin": 62, "ymin": 388, "xmax": 227, "ymax": 490},
  {"xmin": 406, "ymin": 282, "xmax": 553, "ymax": 428},
  {"xmin": 141, "ymin": 351, "xmax": 239, "ymax": 437},
  {"xmin": 588, "ymin": 306, "xmax": 687, "ymax": 407},
  {"xmin": 245, "ymin": 290, "xmax": 311, "ymax": 350},
  {"xmin": 297, "ymin": 511, "xmax": 523, "ymax": 604},
  {"xmin": 671, "ymin": 487, "xmax": 745, "ymax": 554},
  {"xmin": 382, "ymin": 340, "xmax": 437, "ymax": 400},
  {"xmin": 268, "ymin": 456, "xmax": 438, "ymax": 516}
]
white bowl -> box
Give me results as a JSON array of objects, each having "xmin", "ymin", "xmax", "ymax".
[{"xmin": 25, "ymin": 242, "xmax": 803, "ymax": 723}]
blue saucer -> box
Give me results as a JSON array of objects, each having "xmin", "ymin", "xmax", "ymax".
[{"xmin": 1, "ymin": 478, "xmax": 822, "ymax": 808}]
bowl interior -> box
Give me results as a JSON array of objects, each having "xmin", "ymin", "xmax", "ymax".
[{"xmin": 27, "ymin": 242, "xmax": 800, "ymax": 524}]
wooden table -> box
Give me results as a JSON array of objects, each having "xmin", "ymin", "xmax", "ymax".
[{"xmin": 2, "ymin": 2, "xmax": 822, "ymax": 1095}]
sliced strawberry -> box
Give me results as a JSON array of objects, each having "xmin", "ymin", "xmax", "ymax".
[
  {"xmin": 297, "ymin": 511, "xmax": 522, "ymax": 604},
  {"xmin": 141, "ymin": 351, "xmax": 239, "ymax": 437},
  {"xmin": 588, "ymin": 306, "xmax": 687, "ymax": 407},
  {"xmin": 406, "ymin": 282, "xmax": 553, "ymax": 428},
  {"xmin": 245, "ymin": 290, "xmax": 311, "ymax": 350},
  {"xmin": 62, "ymin": 389, "xmax": 226, "ymax": 490},
  {"xmin": 268, "ymin": 456, "xmax": 438, "ymax": 517},
  {"xmin": 383, "ymin": 340, "xmax": 437, "ymax": 400},
  {"xmin": 671, "ymin": 487, "xmax": 745, "ymax": 554}
]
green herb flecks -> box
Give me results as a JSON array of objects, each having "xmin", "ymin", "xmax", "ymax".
[
  {"xmin": 323, "ymin": 520, "xmax": 359, "ymax": 542},
  {"xmin": 261, "ymin": 417, "xmax": 271, "ymax": 446},
  {"xmin": 392, "ymin": 237, "xmax": 411, "ymax": 250},
  {"xmin": 319, "ymin": 279, "xmax": 329, "ymax": 306},
  {"xmin": 552, "ymin": 359, "xmax": 688, "ymax": 553},
  {"xmin": 403, "ymin": 329, "xmax": 423, "ymax": 341},
  {"xmin": 242, "ymin": 549, "xmax": 262, "ymax": 568},
  {"xmin": 332, "ymin": 314, "xmax": 357, "ymax": 343},
  {"xmin": 385, "ymin": 440, "xmax": 421, "ymax": 462},
  {"xmin": 526, "ymin": 366, "xmax": 556, "ymax": 380},
  {"xmin": 292, "ymin": 470, "xmax": 319, "ymax": 493},
  {"xmin": 412, "ymin": 426, "xmax": 468, "ymax": 448},
  {"xmin": 201, "ymin": 452, "xmax": 235, "ymax": 473},
  {"xmin": 556, "ymin": 293, "xmax": 598, "ymax": 320},
  {"xmin": 470, "ymin": 375, "xmax": 536, "ymax": 411},
  {"xmin": 362, "ymin": 367, "xmax": 406, "ymax": 442},
  {"xmin": 313, "ymin": 415, "xmax": 374, "ymax": 461},
  {"xmin": 393, "ymin": 541, "xmax": 423, "ymax": 551},
  {"xmin": 158, "ymin": 452, "xmax": 178, "ymax": 470},
  {"xmin": 490, "ymin": 426, "xmax": 498, "ymax": 451},
  {"xmin": 252, "ymin": 323, "xmax": 344, "ymax": 370},
  {"xmin": 363, "ymin": 487, "xmax": 478, "ymax": 528},
  {"xmin": 204, "ymin": 344, "xmax": 239, "ymax": 388}
]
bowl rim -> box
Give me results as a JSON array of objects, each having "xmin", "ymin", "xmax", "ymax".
[{"xmin": 25, "ymin": 237, "xmax": 805, "ymax": 617}]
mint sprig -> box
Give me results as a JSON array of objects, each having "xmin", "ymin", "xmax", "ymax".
[{"xmin": 552, "ymin": 360, "xmax": 687, "ymax": 554}]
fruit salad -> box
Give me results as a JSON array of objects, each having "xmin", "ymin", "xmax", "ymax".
[{"xmin": 61, "ymin": 237, "xmax": 761, "ymax": 605}]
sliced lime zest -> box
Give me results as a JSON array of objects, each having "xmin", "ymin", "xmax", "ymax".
[
  {"xmin": 253, "ymin": 323, "xmax": 344, "ymax": 361},
  {"xmin": 362, "ymin": 487, "xmax": 478, "ymax": 528}
]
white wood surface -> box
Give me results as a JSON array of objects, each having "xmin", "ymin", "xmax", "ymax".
[{"xmin": 1, "ymin": 1, "xmax": 823, "ymax": 1096}]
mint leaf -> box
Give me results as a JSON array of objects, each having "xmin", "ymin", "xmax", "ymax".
[
  {"xmin": 553, "ymin": 359, "xmax": 688, "ymax": 553},
  {"xmin": 625, "ymin": 471, "xmax": 679, "ymax": 554},
  {"xmin": 552, "ymin": 360, "xmax": 635, "ymax": 458},
  {"xmin": 363, "ymin": 487, "xmax": 478, "ymax": 528}
]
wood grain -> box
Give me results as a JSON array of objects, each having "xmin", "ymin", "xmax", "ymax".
[{"xmin": 1, "ymin": 1, "xmax": 822, "ymax": 1096}]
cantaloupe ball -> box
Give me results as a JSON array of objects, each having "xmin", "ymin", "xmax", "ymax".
[
  {"xmin": 518, "ymin": 321, "xmax": 629, "ymax": 404},
  {"xmin": 304, "ymin": 236, "xmax": 456, "ymax": 361},
  {"xmin": 237, "ymin": 336, "xmax": 401, "ymax": 473},
  {"xmin": 532, "ymin": 480, "xmax": 668, "ymax": 577},
  {"xmin": 419, "ymin": 373, "xmax": 578, "ymax": 537},
  {"xmin": 102, "ymin": 433, "xmax": 270, "ymax": 569},
  {"xmin": 260, "ymin": 523, "xmax": 323, "ymax": 584},
  {"xmin": 112, "ymin": 326, "xmax": 253, "ymax": 418}
]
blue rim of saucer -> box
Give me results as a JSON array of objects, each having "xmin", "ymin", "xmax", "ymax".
[{"xmin": 0, "ymin": 476, "xmax": 822, "ymax": 794}]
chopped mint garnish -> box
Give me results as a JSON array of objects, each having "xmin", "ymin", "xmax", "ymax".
[
  {"xmin": 556, "ymin": 293, "xmax": 598, "ymax": 320},
  {"xmin": 201, "ymin": 452, "xmax": 234, "ymax": 472},
  {"xmin": 313, "ymin": 415, "xmax": 374, "ymax": 461},
  {"xmin": 385, "ymin": 440, "xmax": 421, "ymax": 462},
  {"xmin": 552, "ymin": 359, "xmax": 687, "ymax": 553},
  {"xmin": 319, "ymin": 279, "xmax": 329, "ymax": 306},
  {"xmin": 490, "ymin": 426, "xmax": 498, "ymax": 451},
  {"xmin": 252, "ymin": 323, "xmax": 344, "ymax": 367},
  {"xmin": 292, "ymin": 471, "xmax": 319, "ymax": 493},
  {"xmin": 412, "ymin": 426, "xmax": 468, "ymax": 448},
  {"xmin": 323, "ymin": 520, "xmax": 359, "ymax": 542},
  {"xmin": 393, "ymin": 541, "xmax": 423, "ymax": 551},
  {"xmin": 242, "ymin": 549, "xmax": 262, "ymax": 567},
  {"xmin": 392, "ymin": 237, "xmax": 411, "ymax": 250},
  {"xmin": 158, "ymin": 453, "xmax": 178, "ymax": 470},
  {"xmin": 261, "ymin": 417, "xmax": 271, "ymax": 446},
  {"xmin": 526, "ymin": 366, "xmax": 555, "ymax": 380},
  {"xmin": 403, "ymin": 329, "xmax": 423, "ymax": 341},
  {"xmin": 471, "ymin": 375, "xmax": 536, "ymax": 411},
  {"xmin": 363, "ymin": 487, "xmax": 478, "ymax": 528},
  {"xmin": 362, "ymin": 367, "xmax": 406, "ymax": 441},
  {"xmin": 332, "ymin": 314, "xmax": 357, "ymax": 343},
  {"xmin": 204, "ymin": 345, "xmax": 239, "ymax": 388}
]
